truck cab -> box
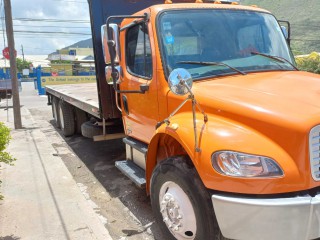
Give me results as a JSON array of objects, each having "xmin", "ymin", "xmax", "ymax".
[{"xmin": 101, "ymin": 1, "xmax": 320, "ymax": 239}]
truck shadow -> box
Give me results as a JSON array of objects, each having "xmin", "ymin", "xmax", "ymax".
[
  {"xmin": 49, "ymin": 120, "xmax": 164, "ymax": 240},
  {"xmin": 0, "ymin": 236, "xmax": 20, "ymax": 240}
]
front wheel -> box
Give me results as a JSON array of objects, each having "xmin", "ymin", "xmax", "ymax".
[{"xmin": 150, "ymin": 156, "xmax": 227, "ymax": 240}]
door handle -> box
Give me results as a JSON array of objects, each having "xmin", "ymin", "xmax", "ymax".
[{"xmin": 122, "ymin": 95, "xmax": 129, "ymax": 115}]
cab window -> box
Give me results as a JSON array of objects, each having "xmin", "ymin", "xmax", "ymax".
[{"xmin": 126, "ymin": 23, "xmax": 152, "ymax": 79}]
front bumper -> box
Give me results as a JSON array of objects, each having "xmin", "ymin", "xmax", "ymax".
[{"xmin": 212, "ymin": 193, "xmax": 320, "ymax": 240}]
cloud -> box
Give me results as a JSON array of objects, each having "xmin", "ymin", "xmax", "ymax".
[{"xmin": 0, "ymin": 0, "xmax": 90, "ymax": 55}]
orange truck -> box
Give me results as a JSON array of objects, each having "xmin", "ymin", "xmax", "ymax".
[{"xmin": 46, "ymin": 0, "xmax": 320, "ymax": 239}]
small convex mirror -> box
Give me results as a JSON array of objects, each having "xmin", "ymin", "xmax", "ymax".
[
  {"xmin": 105, "ymin": 65, "xmax": 121, "ymax": 85},
  {"xmin": 168, "ymin": 68, "xmax": 193, "ymax": 96}
]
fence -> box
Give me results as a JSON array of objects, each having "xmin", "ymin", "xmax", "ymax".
[{"xmin": 35, "ymin": 66, "xmax": 97, "ymax": 95}]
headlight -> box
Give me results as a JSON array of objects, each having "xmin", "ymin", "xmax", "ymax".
[{"xmin": 212, "ymin": 151, "xmax": 283, "ymax": 178}]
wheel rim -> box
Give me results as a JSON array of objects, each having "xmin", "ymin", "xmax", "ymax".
[
  {"xmin": 59, "ymin": 105, "xmax": 64, "ymax": 129},
  {"xmin": 159, "ymin": 181, "xmax": 197, "ymax": 240}
]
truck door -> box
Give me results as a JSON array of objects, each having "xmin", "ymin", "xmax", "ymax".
[{"xmin": 120, "ymin": 19, "xmax": 159, "ymax": 143}]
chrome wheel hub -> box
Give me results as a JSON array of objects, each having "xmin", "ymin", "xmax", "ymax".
[{"xmin": 159, "ymin": 181, "xmax": 196, "ymax": 240}]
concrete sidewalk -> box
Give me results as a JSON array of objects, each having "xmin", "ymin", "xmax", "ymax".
[{"xmin": 0, "ymin": 91, "xmax": 112, "ymax": 239}]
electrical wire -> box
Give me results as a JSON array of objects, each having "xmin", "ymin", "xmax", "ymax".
[
  {"xmin": 0, "ymin": 30, "xmax": 91, "ymax": 35},
  {"xmin": 8, "ymin": 17, "xmax": 90, "ymax": 23},
  {"xmin": 13, "ymin": 24, "xmax": 89, "ymax": 29},
  {"xmin": 14, "ymin": 35, "xmax": 90, "ymax": 39}
]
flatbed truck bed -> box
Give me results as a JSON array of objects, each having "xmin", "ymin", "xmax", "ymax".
[{"xmin": 46, "ymin": 83, "xmax": 100, "ymax": 119}]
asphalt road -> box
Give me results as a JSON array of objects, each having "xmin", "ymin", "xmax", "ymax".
[{"xmin": 16, "ymin": 82, "xmax": 164, "ymax": 240}]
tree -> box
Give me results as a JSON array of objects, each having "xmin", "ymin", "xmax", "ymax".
[
  {"xmin": 296, "ymin": 52, "xmax": 320, "ymax": 74},
  {"xmin": 0, "ymin": 122, "xmax": 15, "ymax": 200},
  {"xmin": 16, "ymin": 58, "xmax": 32, "ymax": 73}
]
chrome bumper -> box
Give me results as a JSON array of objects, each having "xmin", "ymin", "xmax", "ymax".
[{"xmin": 212, "ymin": 193, "xmax": 320, "ymax": 240}]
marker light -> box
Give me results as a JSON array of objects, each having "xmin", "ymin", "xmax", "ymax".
[{"xmin": 212, "ymin": 151, "xmax": 283, "ymax": 178}]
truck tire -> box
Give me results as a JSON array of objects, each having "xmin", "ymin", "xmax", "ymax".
[
  {"xmin": 75, "ymin": 109, "xmax": 87, "ymax": 134},
  {"xmin": 58, "ymin": 101, "xmax": 75, "ymax": 137},
  {"xmin": 52, "ymin": 97, "xmax": 61, "ymax": 128},
  {"xmin": 81, "ymin": 121, "xmax": 103, "ymax": 138},
  {"xmin": 150, "ymin": 156, "xmax": 227, "ymax": 240}
]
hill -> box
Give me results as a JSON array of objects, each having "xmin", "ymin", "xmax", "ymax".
[
  {"xmin": 64, "ymin": 38, "xmax": 93, "ymax": 49},
  {"xmin": 241, "ymin": 0, "xmax": 320, "ymax": 54}
]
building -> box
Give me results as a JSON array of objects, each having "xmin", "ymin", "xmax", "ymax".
[
  {"xmin": 47, "ymin": 47, "xmax": 95, "ymax": 76},
  {"xmin": 0, "ymin": 55, "xmax": 50, "ymax": 78},
  {"xmin": 0, "ymin": 45, "xmax": 95, "ymax": 78}
]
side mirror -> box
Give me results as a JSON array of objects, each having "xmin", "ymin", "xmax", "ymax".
[
  {"xmin": 101, "ymin": 23, "xmax": 121, "ymax": 64},
  {"xmin": 105, "ymin": 65, "xmax": 122, "ymax": 85},
  {"xmin": 278, "ymin": 20, "xmax": 291, "ymax": 46},
  {"xmin": 168, "ymin": 68, "xmax": 193, "ymax": 96},
  {"xmin": 281, "ymin": 26, "xmax": 288, "ymax": 39}
]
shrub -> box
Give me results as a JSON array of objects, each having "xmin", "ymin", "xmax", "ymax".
[
  {"xmin": 0, "ymin": 122, "xmax": 15, "ymax": 200},
  {"xmin": 295, "ymin": 52, "xmax": 320, "ymax": 74}
]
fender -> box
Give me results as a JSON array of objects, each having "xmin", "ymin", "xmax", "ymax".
[
  {"xmin": 146, "ymin": 112, "xmax": 306, "ymax": 195},
  {"xmin": 146, "ymin": 122, "xmax": 191, "ymax": 194}
]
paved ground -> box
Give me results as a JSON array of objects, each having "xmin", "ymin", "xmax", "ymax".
[
  {"xmin": 0, "ymin": 82, "xmax": 163, "ymax": 240},
  {"xmin": 0, "ymin": 83, "xmax": 112, "ymax": 240}
]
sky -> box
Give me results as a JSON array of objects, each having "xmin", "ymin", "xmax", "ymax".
[{"xmin": 0, "ymin": 0, "xmax": 91, "ymax": 56}]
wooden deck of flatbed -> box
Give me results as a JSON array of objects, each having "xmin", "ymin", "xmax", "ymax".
[{"xmin": 46, "ymin": 83, "xmax": 101, "ymax": 118}]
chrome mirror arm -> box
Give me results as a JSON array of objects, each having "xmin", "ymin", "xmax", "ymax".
[
  {"xmin": 155, "ymin": 96, "xmax": 191, "ymax": 129},
  {"xmin": 156, "ymin": 74, "xmax": 208, "ymax": 152}
]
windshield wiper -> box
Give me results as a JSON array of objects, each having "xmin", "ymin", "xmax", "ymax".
[
  {"xmin": 177, "ymin": 61, "xmax": 246, "ymax": 75},
  {"xmin": 251, "ymin": 51, "xmax": 298, "ymax": 70}
]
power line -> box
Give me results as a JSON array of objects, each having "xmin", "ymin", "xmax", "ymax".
[
  {"xmin": 13, "ymin": 24, "xmax": 89, "ymax": 29},
  {"xmin": 14, "ymin": 35, "xmax": 89, "ymax": 39},
  {"xmin": 9, "ymin": 17, "xmax": 90, "ymax": 23},
  {"xmin": 0, "ymin": 29, "xmax": 91, "ymax": 35},
  {"xmin": 15, "ymin": 46, "xmax": 62, "ymax": 50}
]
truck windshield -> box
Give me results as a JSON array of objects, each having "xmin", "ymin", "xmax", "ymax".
[{"xmin": 158, "ymin": 9, "xmax": 296, "ymax": 80}]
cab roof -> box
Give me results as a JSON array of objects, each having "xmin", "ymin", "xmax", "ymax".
[
  {"xmin": 121, "ymin": 3, "xmax": 271, "ymax": 31},
  {"xmin": 148, "ymin": 3, "xmax": 270, "ymax": 16}
]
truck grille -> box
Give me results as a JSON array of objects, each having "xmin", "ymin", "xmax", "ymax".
[{"xmin": 309, "ymin": 125, "xmax": 320, "ymax": 181}]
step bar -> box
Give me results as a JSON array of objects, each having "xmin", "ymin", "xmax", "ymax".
[
  {"xmin": 115, "ymin": 137, "xmax": 148, "ymax": 188},
  {"xmin": 115, "ymin": 160, "xmax": 146, "ymax": 188}
]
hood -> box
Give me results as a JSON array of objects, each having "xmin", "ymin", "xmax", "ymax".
[{"xmin": 194, "ymin": 71, "xmax": 320, "ymax": 132}]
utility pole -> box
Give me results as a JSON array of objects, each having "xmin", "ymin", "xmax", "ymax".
[
  {"xmin": 21, "ymin": 44, "xmax": 24, "ymax": 61},
  {"xmin": 4, "ymin": 0, "xmax": 22, "ymax": 129}
]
